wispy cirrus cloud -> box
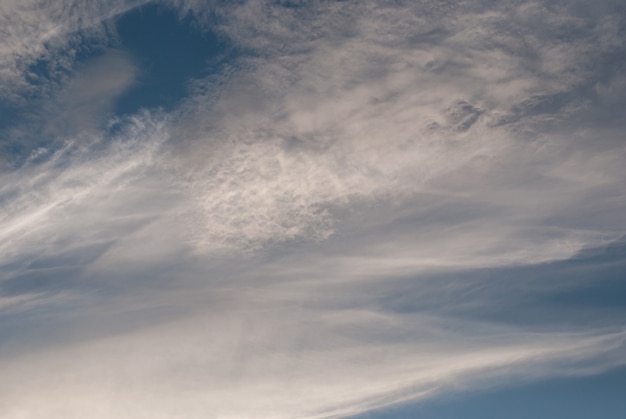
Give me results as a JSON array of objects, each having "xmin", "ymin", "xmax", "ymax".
[{"xmin": 0, "ymin": 1, "xmax": 625, "ymax": 418}]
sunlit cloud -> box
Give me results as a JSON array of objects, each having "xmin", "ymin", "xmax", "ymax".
[{"xmin": 1, "ymin": 1, "xmax": 625, "ymax": 418}]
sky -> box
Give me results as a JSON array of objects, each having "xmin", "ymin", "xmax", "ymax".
[{"xmin": 0, "ymin": 1, "xmax": 625, "ymax": 418}]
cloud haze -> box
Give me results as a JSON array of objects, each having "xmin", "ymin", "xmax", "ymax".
[{"xmin": 1, "ymin": 1, "xmax": 625, "ymax": 418}]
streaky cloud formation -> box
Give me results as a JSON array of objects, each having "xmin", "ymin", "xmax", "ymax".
[{"xmin": 0, "ymin": 1, "xmax": 625, "ymax": 418}]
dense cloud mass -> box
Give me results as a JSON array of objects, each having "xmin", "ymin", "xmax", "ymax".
[{"xmin": 1, "ymin": 1, "xmax": 625, "ymax": 418}]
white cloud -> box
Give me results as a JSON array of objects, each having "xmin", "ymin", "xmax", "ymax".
[
  {"xmin": 164, "ymin": 0, "xmax": 626, "ymax": 260},
  {"xmin": 1, "ymin": 1, "xmax": 626, "ymax": 418},
  {"xmin": 0, "ymin": 112, "xmax": 170, "ymax": 277}
]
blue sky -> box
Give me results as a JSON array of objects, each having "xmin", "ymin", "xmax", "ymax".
[{"xmin": 0, "ymin": 1, "xmax": 625, "ymax": 418}]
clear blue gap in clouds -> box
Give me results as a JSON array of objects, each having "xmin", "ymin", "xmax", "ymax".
[{"xmin": 113, "ymin": 2, "xmax": 227, "ymax": 116}]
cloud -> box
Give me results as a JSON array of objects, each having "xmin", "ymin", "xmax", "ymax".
[
  {"xmin": 0, "ymin": 281, "xmax": 624, "ymax": 419},
  {"xmin": 0, "ymin": 112, "xmax": 170, "ymax": 295},
  {"xmin": 166, "ymin": 0, "xmax": 626, "ymax": 260},
  {"xmin": 0, "ymin": 1, "xmax": 626, "ymax": 418},
  {"xmin": 0, "ymin": 0, "xmax": 150, "ymax": 102}
]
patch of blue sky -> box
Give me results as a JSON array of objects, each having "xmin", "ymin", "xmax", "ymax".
[{"xmin": 112, "ymin": 2, "xmax": 228, "ymax": 116}]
